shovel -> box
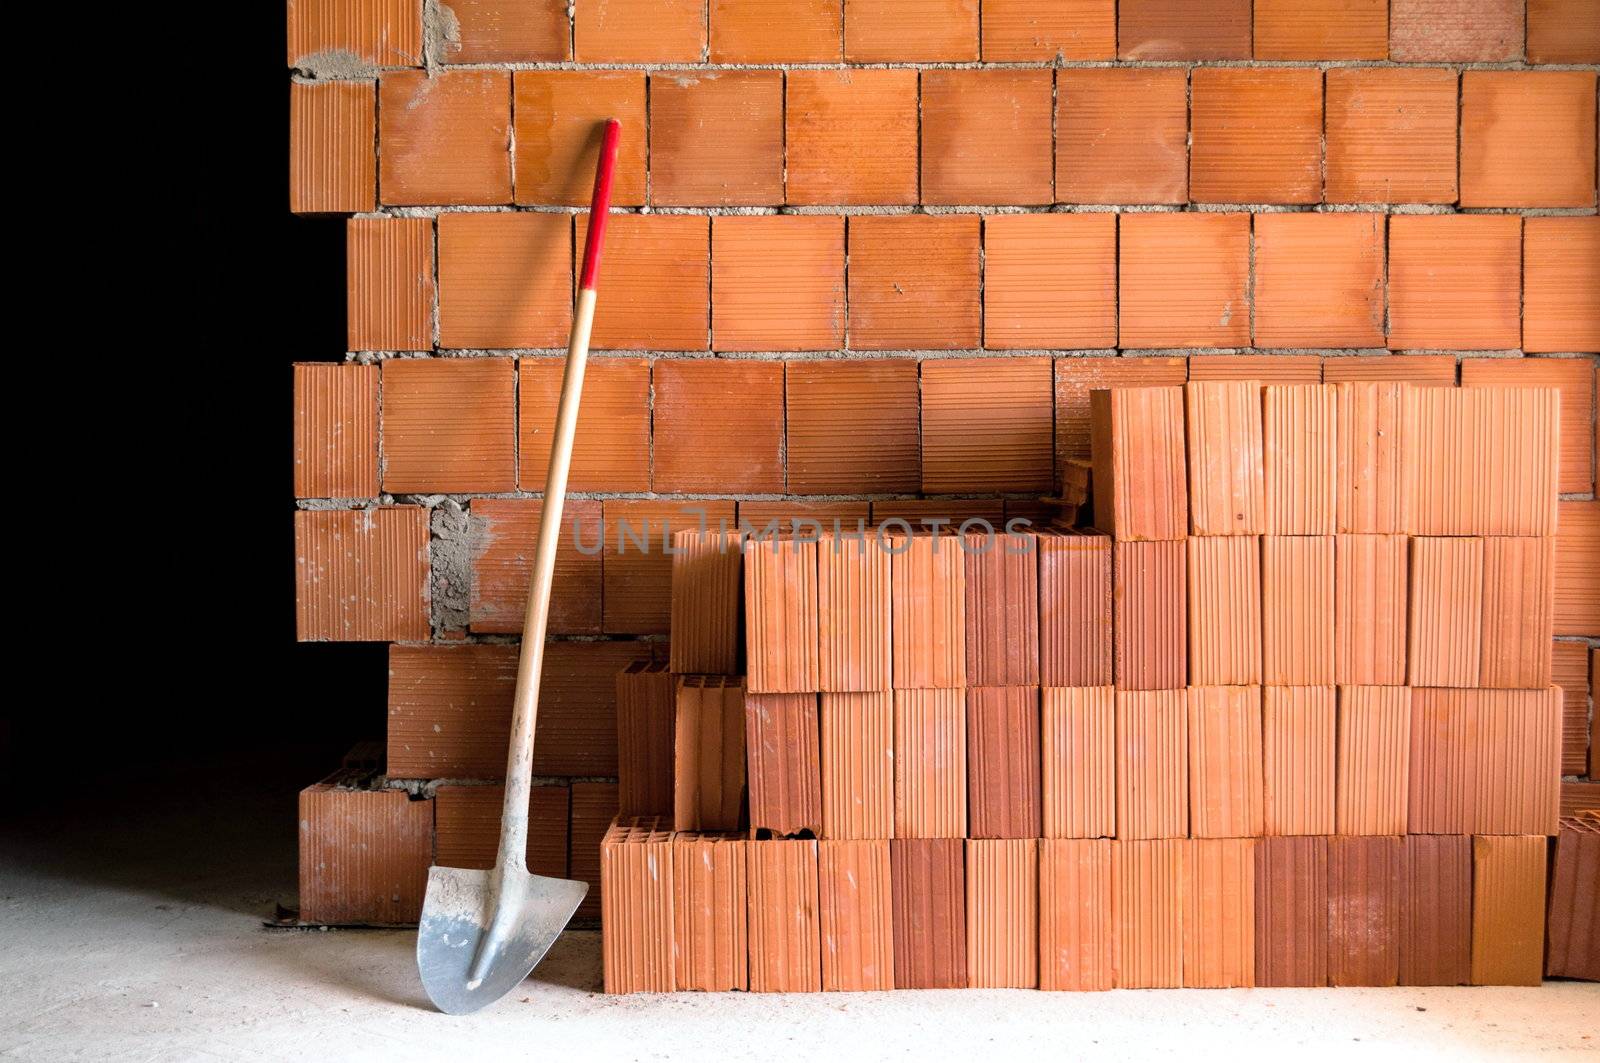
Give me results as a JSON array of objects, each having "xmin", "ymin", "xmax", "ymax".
[{"xmin": 416, "ymin": 118, "xmax": 621, "ymax": 1016}]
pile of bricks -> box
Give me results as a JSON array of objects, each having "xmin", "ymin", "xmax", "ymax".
[{"xmin": 600, "ymin": 380, "xmax": 1594, "ymax": 991}]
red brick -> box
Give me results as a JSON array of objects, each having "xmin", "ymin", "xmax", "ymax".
[
  {"xmin": 617, "ymin": 663, "xmax": 675, "ymax": 819},
  {"xmin": 290, "ymin": 80, "xmax": 374, "ymax": 213},
  {"xmin": 379, "ymin": 70, "xmax": 510, "ymax": 206},
  {"xmin": 1263, "ymin": 383, "xmax": 1338, "ymax": 535},
  {"xmin": 1185, "ymin": 381, "xmax": 1264, "ymax": 537},
  {"xmin": 1112, "ymin": 839, "xmax": 1185, "ymax": 987},
  {"xmin": 966, "ymin": 839, "xmax": 1039, "ymax": 988},
  {"xmin": 1056, "ymin": 69, "xmax": 1188, "ymax": 205},
  {"xmin": 1390, "ymin": 0, "xmax": 1522, "ymax": 61},
  {"xmin": 1089, "ymin": 386, "xmax": 1187, "ymax": 541},
  {"xmin": 785, "ymin": 70, "xmax": 917, "ymax": 206},
  {"xmin": 293, "ymin": 363, "xmax": 378, "ymax": 498},
  {"xmin": 817, "ymin": 839, "xmax": 894, "ymax": 990},
  {"xmin": 712, "ymin": 216, "xmax": 844, "ymax": 352},
  {"xmin": 1187, "ymin": 685, "xmax": 1265, "ymax": 839},
  {"xmin": 1262, "ymin": 535, "xmax": 1335, "ymax": 686},
  {"xmin": 1324, "ymin": 68, "xmax": 1458, "ymax": 206},
  {"xmin": 512, "ymin": 72, "xmax": 647, "ymax": 207},
  {"xmin": 1388, "ymin": 215, "xmax": 1520, "ymax": 351},
  {"xmin": 1553, "ymin": 641, "xmax": 1592, "ymax": 776},
  {"xmin": 437, "ymin": 212, "xmax": 571, "ymax": 349},
  {"xmin": 1115, "ymin": 691, "xmax": 1188, "ymax": 839},
  {"xmin": 1118, "ymin": 0, "xmax": 1250, "ymax": 58},
  {"xmin": 347, "ymin": 216, "xmax": 432, "ymax": 352},
  {"xmin": 1335, "ymin": 685, "xmax": 1410, "ymax": 835},
  {"xmin": 1479, "ymin": 537, "xmax": 1555, "ymax": 690},
  {"xmin": 1405, "ymin": 386, "xmax": 1559, "ymax": 538},
  {"xmin": 964, "ymin": 532, "xmax": 1040, "ymax": 687},
  {"xmin": 1528, "ymin": 0, "xmax": 1600, "ymax": 62},
  {"xmin": 1254, "ymin": 0, "xmax": 1386, "ymax": 59},
  {"xmin": 982, "ymin": 0, "xmax": 1114, "ymax": 59},
  {"xmin": 844, "ymin": 0, "xmax": 979, "ymax": 61},
  {"xmin": 847, "ymin": 215, "xmax": 980, "ymax": 350},
  {"xmin": 469, "ymin": 497, "xmax": 602, "ymax": 635},
  {"xmin": 740, "ymin": 502, "xmax": 871, "ymax": 536},
  {"xmin": 381, "ymin": 358, "xmax": 515, "ymax": 493},
  {"xmin": 1461, "ymin": 71, "xmax": 1598, "ymax": 209},
  {"xmin": 710, "ymin": 0, "xmax": 842, "ymax": 61},
  {"xmin": 921, "ymin": 69, "xmax": 1054, "ymax": 206},
  {"xmin": 1334, "ymin": 534, "xmax": 1409, "ymax": 686},
  {"xmin": 890, "ymin": 535, "xmax": 967, "ymax": 689},
  {"xmin": 1462, "ymin": 356, "xmax": 1595, "ymax": 495},
  {"xmin": 817, "ymin": 534, "xmax": 892, "ymax": 692},
  {"xmin": 574, "ymin": 216, "xmax": 706, "ymax": 350},
  {"xmin": 601, "ymin": 819, "xmax": 675, "ymax": 992},
  {"xmin": 294, "ymin": 507, "xmax": 430, "ymax": 642},
  {"xmin": 433, "ymin": 783, "xmax": 569, "ymax": 876},
  {"xmin": 519, "ymin": 357, "xmax": 650, "ymax": 492},
  {"xmin": 1524, "ymin": 218, "xmax": 1600, "ymax": 355},
  {"xmin": 748, "ymin": 692, "xmax": 823, "ymax": 837},
  {"xmin": 1041, "ymin": 686, "xmax": 1114, "ymax": 839},
  {"xmin": 650, "ymin": 72, "xmax": 783, "ymax": 207},
  {"xmin": 1254, "ymin": 836, "xmax": 1329, "ymax": 987},
  {"xmin": 1113, "ymin": 540, "xmax": 1188, "ymax": 692},
  {"xmin": 1254, "ymin": 213, "xmax": 1385, "ymax": 350},
  {"xmin": 298, "ymin": 781, "xmax": 431, "ymax": 924},
  {"xmin": 922, "ymin": 358, "xmax": 1053, "ymax": 494},
  {"xmin": 745, "ymin": 539, "xmax": 820, "ymax": 694},
  {"xmin": 603, "ymin": 500, "xmax": 738, "ymax": 635},
  {"xmin": 287, "ymin": 0, "xmax": 422, "ymax": 66},
  {"xmin": 1188, "ymin": 354, "xmax": 1322, "ymax": 384},
  {"xmin": 1399, "ymin": 834, "xmax": 1472, "ymax": 986},
  {"xmin": 1039, "ymin": 839, "xmax": 1114, "ymax": 990},
  {"xmin": 1556, "ymin": 501, "xmax": 1600, "ymax": 637},
  {"xmin": 1039, "ymin": 533, "xmax": 1114, "ymax": 688},
  {"xmin": 674, "ymin": 677, "xmax": 747, "ymax": 832},
  {"xmin": 1055, "ymin": 357, "xmax": 1188, "ymax": 469},
  {"xmin": 1119, "ymin": 213, "xmax": 1250, "ymax": 349},
  {"xmin": 786, "ymin": 360, "xmax": 920, "ymax": 495},
  {"xmin": 1187, "ymin": 536, "xmax": 1263, "ymax": 686},
  {"xmin": 1328, "ymin": 836, "xmax": 1401, "ymax": 986},
  {"xmin": 1262, "ymin": 687, "xmax": 1335, "ymax": 836},
  {"xmin": 1191, "ymin": 69, "xmax": 1322, "ymax": 205},
  {"xmin": 1184, "ymin": 838, "xmax": 1257, "ymax": 988},
  {"xmin": 894, "ymin": 689, "xmax": 968, "ymax": 837},
  {"xmin": 673, "ymin": 834, "xmax": 748, "ymax": 990},
  {"xmin": 670, "ymin": 530, "xmax": 744, "ymax": 676},
  {"xmin": 891, "ymin": 838, "xmax": 967, "ymax": 988},
  {"xmin": 1322, "ymin": 355, "xmax": 1456, "ymax": 387},
  {"xmin": 820, "ymin": 692, "xmax": 895, "ymax": 839},
  {"xmin": 571, "ymin": 781, "xmax": 617, "ymax": 918},
  {"xmin": 1407, "ymin": 536, "xmax": 1485, "ymax": 687},
  {"xmin": 983, "ymin": 214, "xmax": 1116, "ymax": 350},
  {"xmin": 444, "ymin": 0, "xmax": 568, "ymax": 61},
  {"xmin": 652, "ymin": 360, "xmax": 783, "ymax": 494},
  {"xmin": 573, "ymin": 0, "xmax": 706, "ymax": 61}
]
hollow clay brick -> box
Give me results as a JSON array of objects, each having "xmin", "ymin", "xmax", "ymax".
[
  {"xmin": 573, "ymin": 0, "xmax": 706, "ymax": 61},
  {"xmin": 1054, "ymin": 357, "xmax": 1188, "ymax": 468},
  {"xmin": 617, "ymin": 662, "xmax": 675, "ymax": 819},
  {"xmin": 1525, "ymin": 219, "xmax": 1600, "ymax": 356},
  {"xmin": 1388, "ymin": 215, "xmax": 1521, "ymax": 351},
  {"xmin": 964, "ymin": 532, "xmax": 1040, "ymax": 687},
  {"xmin": 1479, "ymin": 537, "xmax": 1555, "ymax": 689},
  {"xmin": 1187, "ymin": 686, "xmax": 1265, "ymax": 840},
  {"xmin": 381, "ymin": 358, "xmax": 516, "ymax": 493},
  {"xmin": 603, "ymin": 500, "xmax": 737, "ymax": 636},
  {"xmin": 1039, "ymin": 532, "xmax": 1113, "ymax": 688},
  {"xmin": 1391, "ymin": 0, "xmax": 1522, "ymax": 61},
  {"xmin": 1553, "ymin": 642, "xmax": 1592, "ymax": 776},
  {"xmin": 649, "ymin": 71, "xmax": 783, "ymax": 207},
  {"xmin": 1262, "ymin": 687, "xmax": 1335, "ymax": 836},
  {"xmin": 287, "ymin": 0, "xmax": 423, "ymax": 66},
  {"xmin": 1563, "ymin": 781, "xmax": 1600, "ymax": 818},
  {"xmin": 1337, "ymin": 686, "xmax": 1411, "ymax": 836},
  {"xmin": 379, "ymin": 70, "xmax": 511, "ymax": 206},
  {"xmin": 673, "ymin": 832, "xmax": 748, "ymax": 991},
  {"xmin": 1405, "ymin": 386, "xmax": 1560, "ymax": 538},
  {"xmin": 1263, "ymin": 384, "xmax": 1338, "ymax": 536},
  {"xmin": 746, "ymin": 693, "xmax": 822, "ymax": 838},
  {"xmin": 572, "ymin": 217, "xmax": 706, "ymax": 350},
  {"xmin": 294, "ymin": 507, "xmax": 429, "ymax": 642},
  {"xmin": 1039, "ymin": 838, "xmax": 1114, "ymax": 991},
  {"xmin": 1324, "ymin": 68, "xmax": 1458, "ymax": 205},
  {"xmin": 1253, "ymin": 214, "xmax": 1386, "ymax": 349},
  {"xmin": 437, "ymin": 212, "xmax": 572, "ymax": 349},
  {"xmin": 1056, "ymin": 69, "xmax": 1187, "ymax": 204},
  {"xmin": 893, "ymin": 689, "xmax": 967, "ymax": 838},
  {"xmin": 787, "ymin": 359, "xmax": 920, "ymax": 495},
  {"xmin": 1118, "ymin": 0, "xmax": 1250, "ymax": 58},
  {"xmin": 1119, "ymin": 214, "xmax": 1250, "ymax": 349},
  {"xmin": 346, "ymin": 216, "xmax": 432, "ymax": 352},
  {"xmin": 1334, "ymin": 534, "xmax": 1408, "ymax": 686},
  {"xmin": 1186, "ymin": 381, "xmax": 1264, "ymax": 537},
  {"xmin": 1113, "ymin": 540, "xmax": 1188, "ymax": 692},
  {"xmin": 747, "ymin": 839, "xmax": 822, "ymax": 992},
  {"xmin": 1255, "ymin": 0, "xmax": 1385, "ymax": 58},
  {"xmin": 674, "ymin": 676, "xmax": 747, "ymax": 833},
  {"xmin": 512, "ymin": 71, "xmax": 646, "ymax": 206},
  {"xmin": 712, "ymin": 215, "xmax": 844, "ymax": 352},
  {"xmin": 1254, "ymin": 836, "xmax": 1328, "ymax": 987},
  {"xmin": 847, "ymin": 215, "xmax": 981, "ymax": 350},
  {"xmin": 816, "ymin": 534, "xmax": 892, "ymax": 692},
  {"xmin": 1323, "ymin": 356, "xmax": 1456, "ymax": 388},
  {"xmin": 984, "ymin": 214, "xmax": 1116, "ymax": 349},
  {"xmin": 1475, "ymin": 688, "xmax": 1561, "ymax": 837},
  {"xmin": 1042, "ymin": 687, "xmax": 1115, "ymax": 839},
  {"xmin": 290, "ymin": 80, "xmax": 375, "ymax": 214},
  {"xmin": 1116, "ymin": 690, "xmax": 1188, "ymax": 840},
  {"xmin": 921, "ymin": 69, "xmax": 1053, "ymax": 206},
  {"xmin": 785, "ymin": 69, "xmax": 918, "ymax": 206},
  {"xmin": 1187, "ymin": 536, "xmax": 1263, "ymax": 687},
  {"xmin": 1398, "ymin": 834, "xmax": 1472, "ymax": 987},
  {"xmin": 982, "ymin": 0, "xmax": 1114, "ymax": 59},
  {"xmin": 1528, "ymin": 0, "xmax": 1600, "ymax": 61},
  {"xmin": 1327, "ymin": 835, "xmax": 1401, "ymax": 987},
  {"xmin": 743, "ymin": 538, "xmax": 819, "ymax": 695},
  {"xmin": 1261, "ymin": 535, "xmax": 1335, "ymax": 687},
  {"xmin": 669, "ymin": 529, "xmax": 743, "ymax": 676},
  {"xmin": 967, "ymin": 687, "xmax": 1043, "ymax": 840},
  {"xmin": 469, "ymin": 498, "xmax": 602, "ymax": 635},
  {"xmin": 571, "ymin": 782, "xmax": 620, "ymax": 920},
  {"xmin": 1184, "ymin": 838, "xmax": 1256, "ymax": 988},
  {"xmin": 820, "ymin": 692, "xmax": 894, "ymax": 840},
  {"xmin": 1190, "ymin": 69, "xmax": 1322, "ymax": 205},
  {"xmin": 1463, "ymin": 356, "xmax": 1596, "ymax": 493},
  {"xmin": 844, "ymin": 0, "xmax": 979, "ymax": 61},
  {"xmin": 1472, "ymin": 835, "xmax": 1548, "ymax": 986},
  {"xmin": 890, "ymin": 838, "xmax": 967, "ymax": 989},
  {"xmin": 602, "ymin": 819, "xmax": 676, "ymax": 994},
  {"xmin": 1408, "ymin": 536, "xmax": 1484, "ymax": 688},
  {"xmin": 1112, "ymin": 839, "xmax": 1185, "ymax": 988},
  {"xmin": 818, "ymin": 839, "xmax": 894, "ymax": 991},
  {"xmin": 890, "ymin": 535, "xmax": 967, "ymax": 689},
  {"xmin": 1188, "ymin": 355, "xmax": 1324, "ymax": 385},
  {"xmin": 922, "ymin": 357, "xmax": 1054, "ymax": 494},
  {"xmin": 1335, "ymin": 382, "xmax": 1409, "ymax": 536},
  {"xmin": 1408, "ymin": 687, "xmax": 1480, "ymax": 835},
  {"xmin": 444, "ymin": 0, "xmax": 567, "ymax": 62},
  {"xmin": 298, "ymin": 781, "xmax": 432, "ymax": 926},
  {"xmin": 1546, "ymin": 817, "xmax": 1600, "ymax": 980},
  {"xmin": 709, "ymin": 0, "xmax": 843, "ymax": 62},
  {"xmin": 433, "ymin": 783, "xmax": 569, "ymax": 878},
  {"xmin": 740, "ymin": 502, "xmax": 872, "ymax": 538},
  {"xmin": 967, "ymin": 839, "xmax": 1039, "ymax": 989},
  {"xmin": 519, "ymin": 357, "xmax": 651, "ymax": 490},
  {"xmin": 1090, "ymin": 386, "xmax": 1187, "ymax": 541},
  {"xmin": 653, "ymin": 359, "xmax": 784, "ymax": 494},
  {"xmin": 1556, "ymin": 501, "xmax": 1600, "ymax": 636},
  {"xmin": 293, "ymin": 363, "xmax": 378, "ymax": 499},
  {"xmin": 1460, "ymin": 71, "xmax": 1598, "ymax": 209}
]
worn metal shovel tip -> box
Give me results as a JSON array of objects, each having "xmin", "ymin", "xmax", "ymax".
[{"xmin": 416, "ymin": 864, "xmax": 588, "ymax": 1015}]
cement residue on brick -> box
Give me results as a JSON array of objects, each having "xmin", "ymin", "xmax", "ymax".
[{"xmin": 426, "ymin": 497, "xmax": 487, "ymax": 635}]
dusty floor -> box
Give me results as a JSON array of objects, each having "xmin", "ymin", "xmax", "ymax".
[{"xmin": 3, "ymin": 764, "xmax": 1596, "ymax": 1062}]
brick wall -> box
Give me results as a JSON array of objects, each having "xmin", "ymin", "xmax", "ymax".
[{"xmin": 287, "ymin": 0, "xmax": 1600, "ymax": 919}]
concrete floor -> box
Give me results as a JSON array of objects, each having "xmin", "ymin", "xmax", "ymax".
[{"xmin": 4, "ymin": 765, "xmax": 1596, "ymax": 1062}]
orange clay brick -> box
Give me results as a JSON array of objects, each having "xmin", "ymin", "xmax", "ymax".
[
  {"xmin": 1039, "ymin": 839, "xmax": 1114, "ymax": 990},
  {"xmin": 287, "ymin": 0, "xmax": 423, "ymax": 66},
  {"xmin": 437, "ymin": 212, "xmax": 572, "ymax": 349},
  {"xmin": 1388, "ymin": 215, "xmax": 1520, "ymax": 351},
  {"xmin": 817, "ymin": 534, "xmax": 892, "ymax": 692},
  {"xmin": 1552, "ymin": 642, "xmax": 1590, "ymax": 775},
  {"xmin": 848, "ymin": 215, "xmax": 980, "ymax": 350},
  {"xmin": 652, "ymin": 360, "xmax": 784, "ymax": 494},
  {"xmin": 1263, "ymin": 384, "xmax": 1338, "ymax": 536},
  {"xmin": 1187, "ymin": 355, "xmax": 1322, "ymax": 384},
  {"xmin": 1336, "ymin": 685, "xmax": 1410, "ymax": 836},
  {"xmin": 921, "ymin": 69, "xmax": 1054, "ymax": 206},
  {"xmin": 512, "ymin": 72, "xmax": 647, "ymax": 207},
  {"xmin": 894, "ymin": 688, "xmax": 968, "ymax": 838},
  {"xmin": 1183, "ymin": 838, "xmax": 1256, "ymax": 988},
  {"xmin": 1476, "ymin": 689, "xmax": 1562, "ymax": 836},
  {"xmin": 1253, "ymin": 214, "xmax": 1385, "ymax": 350},
  {"xmin": 1254, "ymin": 836, "xmax": 1328, "ymax": 986},
  {"xmin": 674, "ymin": 676, "xmax": 747, "ymax": 832},
  {"xmin": 1119, "ymin": 213, "xmax": 1250, "ymax": 349},
  {"xmin": 1472, "ymin": 835, "xmax": 1547, "ymax": 986},
  {"xmin": 1185, "ymin": 381, "xmax": 1265, "ymax": 536},
  {"xmin": 297, "ymin": 781, "xmax": 431, "ymax": 925},
  {"xmin": 433, "ymin": 783, "xmax": 569, "ymax": 876},
  {"xmin": 1262, "ymin": 687, "xmax": 1335, "ymax": 836},
  {"xmin": 1190, "ymin": 69, "xmax": 1322, "ymax": 205},
  {"xmin": 293, "ymin": 363, "xmax": 378, "ymax": 499},
  {"xmin": 1327, "ymin": 836, "xmax": 1401, "ymax": 986},
  {"xmin": 1055, "ymin": 356, "xmax": 1188, "ymax": 467},
  {"xmin": 573, "ymin": 0, "xmax": 706, "ymax": 61},
  {"xmin": 747, "ymin": 840, "xmax": 822, "ymax": 992},
  {"xmin": 817, "ymin": 839, "xmax": 894, "ymax": 991},
  {"xmin": 740, "ymin": 501, "xmax": 871, "ymax": 536},
  {"xmin": 381, "ymin": 358, "xmax": 515, "ymax": 493},
  {"xmin": 1404, "ymin": 386, "xmax": 1559, "ymax": 538},
  {"xmin": 1187, "ymin": 685, "xmax": 1265, "ymax": 840},
  {"xmin": 744, "ymin": 538, "xmax": 820, "ymax": 695},
  {"xmin": 670, "ymin": 529, "xmax": 744, "ymax": 676},
  {"xmin": 571, "ymin": 782, "xmax": 617, "ymax": 919},
  {"xmin": 1322, "ymin": 356, "xmax": 1456, "ymax": 387},
  {"xmin": 519, "ymin": 357, "xmax": 649, "ymax": 492},
  {"xmin": 1528, "ymin": 0, "xmax": 1600, "ymax": 62},
  {"xmin": 673, "ymin": 833, "xmax": 748, "ymax": 991},
  {"xmin": 843, "ymin": 0, "xmax": 979, "ymax": 61},
  {"xmin": 1116, "ymin": 690, "xmax": 1188, "ymax": 840},
  {"xmin": 982, "ymin": 0, "xmax": 1114, "ymax": 59},
  {"xmin": 290, "ymin": 80, "xmax": 374, "ymax": 213},
  {"xmin": 964, "ymin": 531, "xmax": 1040, "ymax": 687},
  {"xmin": 890, "ymin": 535, "xmax": 967, "ymax": 689},
  {"xmin": 1335, "ymin": 382, "xmax": 1408, "ymax": 534},
  {"xmin": 378, "ymin": 70, "xmax": 510, "ymax": 206},
  {"xmin": 786, "ymin": 360, "xmax": 920, "ymax": 495},
  {"xmin": 1524, "ymin": 218, "xmax": 1600, "ymax": 355},
  {"xmin": 1462, "ymin": 72, "xmax": 1598, "ymax": 209},
  {"xmin": 922, "ymin": 358, "xmax": 1054, "ymax": 494},
  {"xmin": 712, "ymin": 216, "xmax": 844, "ymax": 352},
  {"xmin": 820, "ymin": 692, "xmax": 895, "ymax": 839},
  {"xmin": 1089, "ymin": 386, "xmax": 1188, "ymax": 541},
  {"xmin": 1118, "ymin": 0, "xmax": 1250, "ymax": 59},
  {"xmin": 469, "ymin": 498, "xmax": 603, "ymax": 635},
  {"xmin": 1462, "ymin": 357, "xmax": 1595, "ymax": 493},
  {"xmin": 575, "ymin": 215, "xmax": 706, "ymax": 351},
  {"xmin": 1555, "ymin": 500, "xmax": 1600, "ymax": 637},
  {"xmin": 966, "ymin": 687, "xmax": 1043, "ymax": 840},
  {"xmin": 616, "ymin": 662, "xmax": 675, "ymax": 818},
  {"xmin": 1408, "ymin": 536, "xmax": 1484, "ymax": 688},
  {"xmin": 294, "ymin": 507, "xmax": 429, "ymax": 642},
  {"xmin": 1038, "ymin": 533, "xmax": 1114, "ymax": 688},
  {"xmin": 1187, "ymin": 536, "xmax": 1263, "ymax": 687},
  {"xmin": 1262, "ymin": 535, "xmax": 1335, "ymax": 687},
  {"xmin": 747, "ymin": 692, "xmax": 823, "ymax": 837},
  {"xmin": 785, "ymin": 70, "xmax": 918, "ymax": 206},
  {"xmin": 966, "ymin": 839, "xmax": 1040, "ymax": 988},
  {"xmin": 1114, "ymin": 540, "xmax": 1188, "ymax": 692},
  {"xmin": 891, "ymin": 838, "xmax": 967, "ymax": 988},
  {"xmin": 442, "ymin": 0, "xmax": 567, "ymax": 62},
  {"xmin": 1334, "ymin": 534, "xmax": 1408, "ymax": 686},
  {"xmin": 1042, "ymin": 686, "xmax": 1115, "ymax": 839},
  {"xmin": 600, "ymin": 819, "xmax": 675, "ymax": 994},
  {"xmin": 650, "ymin": 72, "xmax": 783, "ymax": 207},
  {"xmin": 1479, "ymin": 537, "xmax": 1555, "ymax": 690},
  {"xmin": 603, "ymin": 500, "xmax": 737, "ymax": 635},
  {"xmin": 1390, "ymin": 0, "xmax": 1522, "ymax": 61},
  {"xmin": 1112, "ymin": 839, "xmax": 1185, "ymax": 988},
  {"xmin": 983, "ymin": 214, "xmax": 1115, "ymax": 350},
  {"xmin": 710, "ymin": 0, "xmax": 842, "ymax": 61},
  {"xmin": 346, "ymin": 216, "xmax": 432, "ymax": 352},
  {"xmin": 1324, "ymin": 68, "xmax": 1458, "ymax": 206},
  {"xmin": 1254, "ymin": 0, "xmax": 1386, "ymax": 59},
  {"xmin": 1056, "ymin": 69, "xmax": 1187, "ymax": 205}
]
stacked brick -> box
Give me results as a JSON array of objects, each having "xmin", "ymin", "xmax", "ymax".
[{"xmin": 288, "ymin": 0, "xmax": 1599, "ymax": 928}]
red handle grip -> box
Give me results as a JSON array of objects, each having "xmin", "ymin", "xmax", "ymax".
[{"xmin": 578, "ymin": 119, "xmax": 622, "ymax": 291}]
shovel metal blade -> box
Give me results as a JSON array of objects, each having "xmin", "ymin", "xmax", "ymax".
[{"xmin": 416, "ymin": 864, "xmax": 588, "ymax": 1015}]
